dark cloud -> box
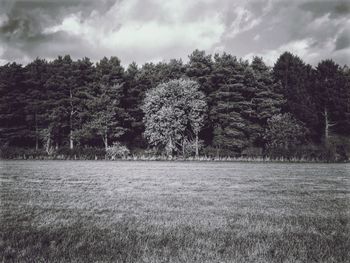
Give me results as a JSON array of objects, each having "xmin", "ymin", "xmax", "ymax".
[
  {"xmin": 299, "ymin": 1, "xmax": 350, "ymax": 18},
  {"xmin": 0, "ymin": 0, "xmax": 349, "ymax": 66},
  {"xmin": 0, "ymin": 0, "xmax": 116, "ymax": 41},
  {"xmin": 335, "ymin": 28, "xmax": 350, "ymax": 51}
]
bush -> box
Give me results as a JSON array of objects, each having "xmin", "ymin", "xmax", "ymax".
[
  {"xmin": 0, "ymin": 147, "xmax": 48, "ymax": 159},
  {"xmin": 201, "ymin": 146, "xmax": 240, "ymax": 158},
  {"xmin": 0, "ymin": 146, "xmax": 106, "ymax": 160},
  {"xmin": 56, "ymin": 147, "xmax": 106, "ymax": 160},
  {"xmin": 106, "ymin": 142, "xmax": 130, "ymax": 160}
]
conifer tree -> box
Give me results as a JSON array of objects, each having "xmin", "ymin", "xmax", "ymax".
[
  {"xmin": 85, "ymin": 57, "xmax": 128, "ymax": 149},
  {"xmin": 0, "ymin": 63, "xmax": 27, "ymax": 146},
  {"xmin": 24, "ymin": 58, "xmax": 50, "ymax": 149},
  {"xmin": 273, "ymin": 52, "xmax": 319, "ymax": 140}
]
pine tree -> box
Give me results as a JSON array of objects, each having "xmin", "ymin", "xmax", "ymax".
[
  {"xmin": 273, "ymin": 52, "xmax": 320, "ymax": 141},
  {"xmin": 210, "ymin": 53, "xmax": 252, "ymax": 155},
  {"xmin": 249, "ymin": 57, "xmax": 285, "ymax": 147},
  {"xmin": 43, "ymin": 55, "xmax": 75, "ymax": 150},
  {"xmin": 0, "ymin": 63, "xmax": 27, "ymax": 146},
  {"xmin": 315, "ymin": 60, "xmax": 348, "ymax": 144},
  {"xmin": 24, "ymin": 58, "xmax": 50, "ymax": 149},
  {"xmin": 85, "ymin": 57, "xmax": 128, "ymax": 149},
  {"xmin": 70, "ymin": 57, "xmax": 96, "ymax": 147}
]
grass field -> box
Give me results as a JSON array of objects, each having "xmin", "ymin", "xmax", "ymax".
[{"xmin": 1, "ymin": 161, "xmax": 349, "ymax": 262}]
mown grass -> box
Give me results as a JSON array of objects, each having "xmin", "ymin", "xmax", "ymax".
[{"xmin": 1, "ymin": 161, "xmax": 349, "ymax": 262}]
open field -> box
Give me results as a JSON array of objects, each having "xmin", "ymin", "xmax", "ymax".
[{"xmin": 1, "ymin": 161, "xmax": 349, "ymax": 262}]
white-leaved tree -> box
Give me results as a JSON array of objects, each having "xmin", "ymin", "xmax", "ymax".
[{"xmin": 142, "ymin": 79, "xmax": 207, "ymax": 157}]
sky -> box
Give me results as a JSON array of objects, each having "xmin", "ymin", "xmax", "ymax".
[{"xmin": 0, "ymin": 0, "xmax": 349, "ymax": 67}]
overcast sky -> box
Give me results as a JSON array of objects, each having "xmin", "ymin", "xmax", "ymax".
[{"xmin": 0, "ymin": 0, "xmax": 349, "ymax": 67}]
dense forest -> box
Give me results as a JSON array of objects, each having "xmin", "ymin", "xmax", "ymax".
[{"xmin": 0, "ymin": 50, "xmax": 349, "ymax": 161}]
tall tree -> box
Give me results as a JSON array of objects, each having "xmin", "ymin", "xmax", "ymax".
[
  {"xmin": 186, "ymin": 50, "xmax": 214, "ymax": 144},
  {"xmin": 85, "ymin": 57, "xmax": 128, "ymax": 149},
  {"xmin": 249, "ymin": 57, "xmax": 285, "ymax": 147},
  {"xmin": 43, "ymin": 55, "xmax": 75, "ymax": 150},
  {"xmin": 70, "ymin": 57, "xmax": 96, "ymax": 147},
  {"xmin": 273, "ymin": 52, "xmax": 319, "ymax": 140},
  {"xmin": 142, "ymin": 79, "xmax": 207, "ymax": 157},
  {"xmin": 210, "ymin": 53, "xmax": 252, "ymax": 156},
  {"xmin": 315, "ymin": 60, "xmax": 348, "ymax": 144},
  {"xmin": 123, "ymin": 62, "xmax": 163, "ymax": 148},
  {"xmin": 24, "ymin": 58, "xmax": 50, "ymax": 149},
  {"xmin": 0, "ymin": 63, "xmax": 27, "ymax": 146}
]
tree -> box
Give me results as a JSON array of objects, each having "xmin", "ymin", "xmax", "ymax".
[
  {"xmin": 142, "ymin": 79, "xmax": 207, "ymax": 157},
  {"xmin": 210, "ymin": 53, "xmax": 253, "ymax": 156},
  {"xmin": 86, "ymin": 84, "xmax": 126, "ymax": 149},
  {"xmin": 186, "ymin": 50, "xmax": 214, "ymax": 144},
  {"xmin": 24, "ymin": 58, "xmax": 50, "ymax": 150},
  {"xmin": 156, "ymin": 59, "xmax": 186, "ymax": 82},
  {"xmin": 43, "ymin": 55, "xmax": 75, "ymax": 150},
  {"xmin": 0, "ymin": 62, "xmax": 27, "ymax": 146},
  {"xmin": 273, "ymin": 52, "xmax": 320, "ymax": 141},
  {"xmin": 248, "ymin": 57, "xmax": 285, "ymax": 147},
  {"xmin": 264, "ymin": 113, "xmax": 307, "ymax": 157},
  {"xmin": 342, "ymin": 66, "xmax": 350, "ymax": 134},
  {"xmin": 315, "ymin": 60, "xmax": 348, "ymax": 145},
  {"xmin": 70, "ymin": 57, "xmax": 96, "ymax": 147},
  {"xmin": 85, "ymin": 57, "xmax": 128, "ymax": 149},
  {"xmin": 122, "ymin": 62, "xmax": 165, "ymax": 148},
  {"xmin": 186, "ymin": 50, "xmax": 213, "ymax": 96}
]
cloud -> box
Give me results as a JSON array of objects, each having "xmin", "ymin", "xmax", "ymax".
[
  {"xmin": 244, "ymin": 38, "xmax": 319, "ymax": 65},
  {"xmin": 0, "ymin": 0, "xmax": 349, "ymax": 66},
  {"xmin": 299, "ymin": 0, "xmax": 350, "ymax": 19},
  {"xmin": 335, "ymin": 28, "xmax": 350, "ymax": 51},
  {"xmin": 38, "ymin": 0, "xmax": 225, "ymax": 64},
  {"xmin": 225, "ymin": 6, "xmax": 262, "ymax": 38}
]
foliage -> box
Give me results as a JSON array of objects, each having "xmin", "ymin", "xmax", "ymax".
[
  {"xmin": 83, "ymin": 57, "xmax": 129, "ymax": 149},
  {"xmin": 264, "ymin": 113, "xmax": 307, "ymax": 157},
  {"xmin": 0, "ymin": 51, "xmax": 349, "ymax": 161},
  {"xmin": 273, "ymin": 52, "xmax": 320, "ymax": 141},
  {"xmin": 106, "ymin": 142, "xmax": 130, "ymax": 159},
  {"xmin": 142, "ymin": 79, "xmax": 207, "ymax": 156},
  {"xmin": 0, "ymin": 146, "xmax": 106, "ymax": 160}
]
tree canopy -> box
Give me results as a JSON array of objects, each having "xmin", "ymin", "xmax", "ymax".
[
  {"xmin": 0, "ymin": 50, "xmax": 349, "ymax": 160},
  {"xmin": 142, "ymin": 79, "xmax": 207, "ymax": 157}
]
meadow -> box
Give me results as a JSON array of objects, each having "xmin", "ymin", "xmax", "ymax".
[{"xmin": 0, "ymin": 161, "xmax": 349, "ymax": 262}]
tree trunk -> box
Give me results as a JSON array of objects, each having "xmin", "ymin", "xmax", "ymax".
[
  {"xmin": 35, "ymin": 113, "xmax": 39, "ymax": 151},
  {"xmin": 69, "ymin": 88, "xmax": 74, "ymax": 150},
  {"xmin": 216, "ymin": 145, "xmax": 220, "ymax": 159},
  {"xmin": 168, "ymin": 137, "xmax": 173, "ymax": 157},
  {"xmin": 45, "ymin": 131, "xmax": 51, "ymax": 154},
  {"xmin": 69, "ymin": 130, "xmax": 74, "ymax": 150},
  {"xmin": 324, "ymin": 107, "xmax": 329, "ymax": 146},
  {"xmin": 182, "ymin": 139, "xmax": 185, "ymax": 157},
  {"xmin": 195, "ymin": 132, "xmax": 199, "ymax": 159},
  {"xmin": 104, "ymin": 133, "xmax": 108, "ymax": 150}
]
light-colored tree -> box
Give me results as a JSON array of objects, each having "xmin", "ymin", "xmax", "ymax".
[{"xmin": 142, "ymin": 79, "xmax": 207, "ymax": 157}]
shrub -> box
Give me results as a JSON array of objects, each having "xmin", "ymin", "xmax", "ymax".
[
  {"xmin": 106, "ymin": 142, "xmax": 130, "ymax": 160},
  {"xmin": 56, "ymin": 147, "xmax": 106, "ymax": 160},
  {"xmin": 0, "ymin": 147, "xmax": 48, "ymax": 159}
]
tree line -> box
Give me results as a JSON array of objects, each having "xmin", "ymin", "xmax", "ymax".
[{"xmin": 0, "ymin": 50, "xmax": 349, "ymax": 160}]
